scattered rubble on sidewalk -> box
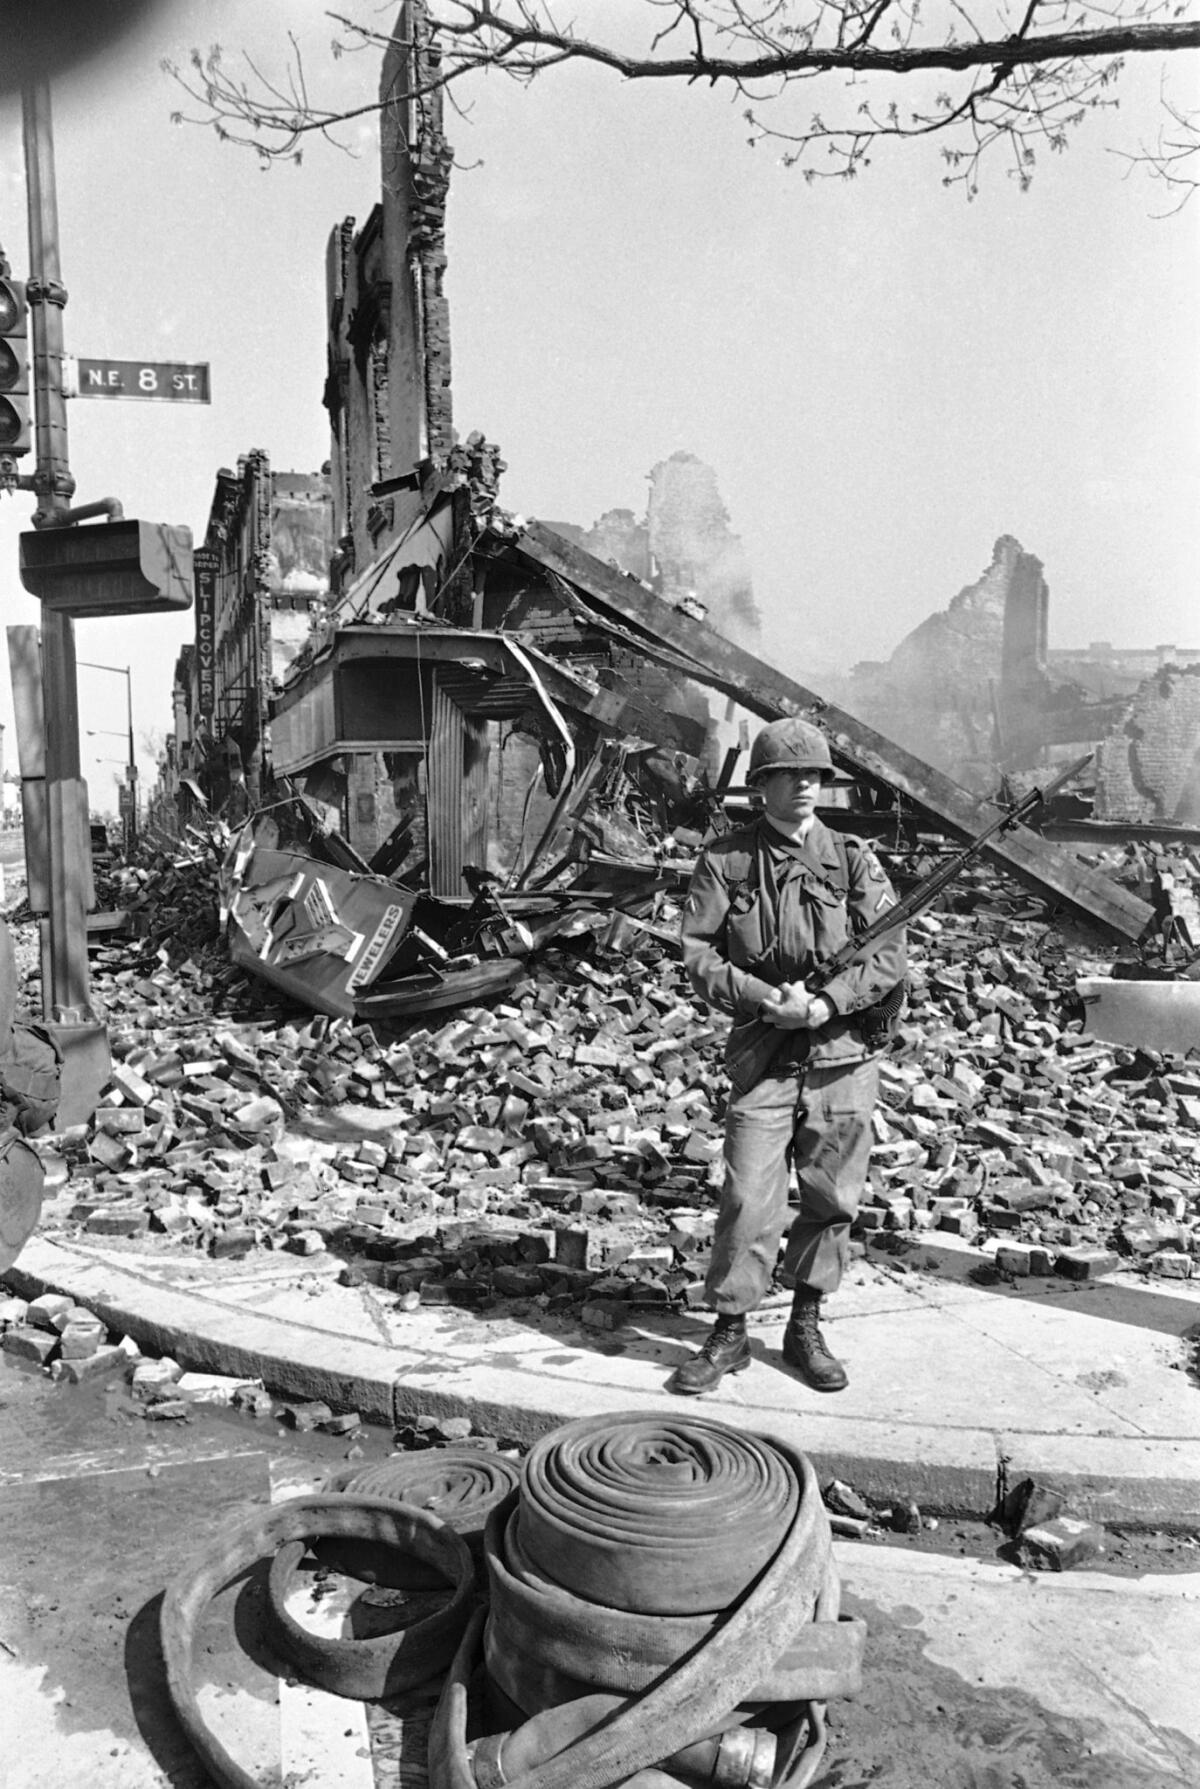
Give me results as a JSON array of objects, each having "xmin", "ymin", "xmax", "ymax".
[{"xmin": 3, "ymin": 827, "xmax": 1200, "ymax": 1326}]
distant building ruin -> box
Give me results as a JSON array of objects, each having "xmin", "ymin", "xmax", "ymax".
[
  {"xmin": 831, "ymin": 535, "xmax": 1200, "ymax": 820},
  {"xmin": 549, "ymin": 451, "xmax": 762, "ymax": 650}
]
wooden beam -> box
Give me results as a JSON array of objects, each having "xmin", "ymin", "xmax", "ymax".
[{"xmin": 518, "ymin": 522, "xmax": 1152, "ymax": 943}]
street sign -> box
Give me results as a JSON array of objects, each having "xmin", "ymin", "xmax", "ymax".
[
  {"xmin": 20, "ymin": 518, "xmax": 194, "ymax": 616},
  {"xmin": 66, "ymin": 357, "xmax": 210, "ymax": 403}
]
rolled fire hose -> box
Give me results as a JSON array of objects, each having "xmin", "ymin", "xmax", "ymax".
[
  {"xmin": 261, "ymin": 1452, "xmax": 524, "ymax": 1692},
  {"xmin": 429, "ymin": 1412, "xmax": 863, "ymax": 1789},
  {"xmin": 161, "ymin": 1493, "xmax": 475, "ymax": 1789},
  {"xmin": 326, "ymin": 1447, "xmax": 523, "ymax": 1553}
]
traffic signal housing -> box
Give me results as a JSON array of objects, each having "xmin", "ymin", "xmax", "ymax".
[{"xmin": 0, "ymin": 275, "xmax": 32, "ymax": 456}]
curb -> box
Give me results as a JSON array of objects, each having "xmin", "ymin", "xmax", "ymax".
[{"xmin": 6, "ymin": 1237, "xmax": 1200, "ymax": 1532}]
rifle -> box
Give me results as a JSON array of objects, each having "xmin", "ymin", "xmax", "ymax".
[{"xmin": 724, "ymin": 752, "xmax": 1094, "ymax": 1087}]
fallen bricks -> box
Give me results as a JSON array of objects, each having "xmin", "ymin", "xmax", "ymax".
[{"xmin": 5, "ymin": 843, "xmax": 1200, "ymax": 1328}]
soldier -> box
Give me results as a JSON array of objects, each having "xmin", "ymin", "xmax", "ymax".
[{"xmin": 671, "ymin": 717, "xmax": 906, "ymax": 1396}]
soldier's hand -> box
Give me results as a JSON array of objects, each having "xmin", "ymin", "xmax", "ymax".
[
  {"xmin": 761, "ymin": 985, "xmax": 835, "ymax": 1030},
  {"xmin": 760, "ymin": 983, "xmax": 815, "ymax": 1029}
]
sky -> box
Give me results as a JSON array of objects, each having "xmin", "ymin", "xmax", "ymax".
[{"xmin": 1, "ymin": 0, "xmax": 1198, "ymax": 809}]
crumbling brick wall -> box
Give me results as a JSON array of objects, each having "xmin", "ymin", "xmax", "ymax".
[
  {"xmin": 1096, "ymin": 663, "xmax": 1200, "ymax": 823},
  {"xmin": 830, "ymin": 536, "xmax": 1026, "ymax": 790}
]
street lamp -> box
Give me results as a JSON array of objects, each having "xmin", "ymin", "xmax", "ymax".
[{"xmin": 78, "ymin": 660, "xmax": 136, "ymax": 847}]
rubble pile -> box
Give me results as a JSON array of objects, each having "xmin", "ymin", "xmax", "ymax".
[
  {"xmin": 39, "ymin": 934, "xmax": 726, "ymax": 1322},
  {"xmin": 101, "ymin": 825, "xmax": 231, "ymax": 964},
  {"xmin": 9, "ymin": 844, "xmax": 1200, "ymax": 1313},
  {"xmin": 864, "ymin": 863, "xmax": 1200, "ymax": 1282},
  {"xmin": 1086, "ymin": 839, "xmax": 1200, "ymax": 966}
]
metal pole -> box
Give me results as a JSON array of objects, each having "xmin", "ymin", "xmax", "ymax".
[
  {"xmin": 125, "ymin": 664, "xmax": 138, "ymax": 848},
  {"xmin": 21, "ymin": 77, "xmax": 109, "ymax": 1120},
  {"xmin": 22, "ymin": 80, "xmax": 73, "ymax": 527}
]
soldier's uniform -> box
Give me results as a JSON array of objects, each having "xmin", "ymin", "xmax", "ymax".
[{"xmin": 671, "ymin": 718, "xmax": 906, "ymax": 1396}]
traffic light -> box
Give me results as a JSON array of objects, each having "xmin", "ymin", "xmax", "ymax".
[{"xmin": 0, "ymin": 274, "xmax": 32, "ymax": 456}]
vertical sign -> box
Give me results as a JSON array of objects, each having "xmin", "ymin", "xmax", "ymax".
[{"xmin": 195, "ymin": 554, "xmax": 216, "ymax": 722}]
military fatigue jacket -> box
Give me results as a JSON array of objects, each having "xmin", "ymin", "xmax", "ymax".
[{"xmin": 680, "ymin": 816, "xmax": 907, "ymax": 1089}]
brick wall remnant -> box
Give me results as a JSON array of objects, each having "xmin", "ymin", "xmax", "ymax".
[
  {"xmin": 831, "ymin": 536, "xmax": 1029, "ymax": 791},
  {"xmin": 546, "ymin": 452, "xmax": 761, "ymax": 650},
  {"xmin": 1096, "ymin": 663, "xmax": 1200, "ymax": 824}
]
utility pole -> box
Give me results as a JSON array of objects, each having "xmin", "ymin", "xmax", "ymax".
[
  {"xmin": 3, "ymin": 82, "xmax": 193, "ymax": 1125},
  {"xmin": 19, "ymin": 78, "xmax": 109, "ymax": 1120}
]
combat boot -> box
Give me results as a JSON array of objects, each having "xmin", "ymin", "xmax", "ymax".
[
  {"xmin": 668, "ymin": 1315, "xmax": 751, "ymax": 1396},
  {"xmin": 782, "ymin": 1290, "xmax": 848, "ymax": 1393}
]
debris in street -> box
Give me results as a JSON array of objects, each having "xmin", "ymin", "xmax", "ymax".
[{"xmin": 1014, "ymin": 1514, "xmax": 1108, "ymax": 1573}]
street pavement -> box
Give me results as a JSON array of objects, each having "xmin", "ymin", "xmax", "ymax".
[
  {"xmin": 9, "ymin": 1221, "xmax": 1200, "ymax": 1528},
  {"xmin": 1, "ymin": 1360, "xmax": 1197, "ymax": 1789},
  {"xmin": 3, "ymin": 1226, "xmax": 1200, "ymax": 1789}
]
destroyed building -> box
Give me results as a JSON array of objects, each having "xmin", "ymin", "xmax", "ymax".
[
  {"xmin": 169, "ymin": 456, "xmax": 334, "ymax": 819},
  {"xmin": 830, "ymin": 536, "xmax": 1200, "ymax": 822},
  {"xmin": 549, "ymin": 451, "xmax": 763, "ymax": 650},
  {"xmin": 149, "ymin": 0, "xmax": 1163, "ymax": 1032}
]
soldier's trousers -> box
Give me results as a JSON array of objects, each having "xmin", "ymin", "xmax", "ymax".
[{"xmin": 705, "ymin": 1056, "xmax": 880, "ymax": 1314}]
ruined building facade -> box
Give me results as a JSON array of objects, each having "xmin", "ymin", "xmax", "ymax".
[
  {"xmin": 169, "ymin": 454, "xmax": 333, "ymax": 818},
  {"xmin": 832, "ymin": 535, "xmax": 1200, "ymax": 820},
  {"xmin": 323, "ymin": 0, "xmax": 453, "ymax": 593}
]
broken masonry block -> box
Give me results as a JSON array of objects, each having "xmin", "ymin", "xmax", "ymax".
[
  {"xmin": 1015, "ymin": 1516, "xmax": 1106, "ymax": 1572},
  {"xmin": 317, "ymin": 1412, "xmax": 362, "ymax": 1435},
  {"xmin": 232, "ymin": 1385, "xmax": 275, "ymax": 1416},
  {"xmin": 580, "ymin": 1300, "xmax": 625, "ymax": 1332},
  {"xmin": 3, "ymin": 1327, "xmax": 59, "ymax": 1365},
  {"xmin": 890, "ymin": 1500, "xmax": 923, "ymax": 1535},
  {"xmin": 1152, "ymin": 1250, "xmax": 1194, "ymax": 1279},
  {"xmin": 109, "ymin": 1062, "xmax": 155, "ymax": 1106},
  {"xmin": 1054, "ymin": 1246, "xmax": 1119, "ymax": 1281},
  {"xmin": 554, "ymin": 1228, "xmax": 605, "ymax": 1271},
  {"xmin": 286, "ymin": 1229, "xmax": 327, "ymax": 1256},
  {"xmin": 493, "ymin": 1265, "xmax": 548, "ymax": 1297},
  {"xmin": 85, "ymin": 1207, "xmax": 150, "ymax": 1238},
  {"xmin": 823, "ymin": 1479, "xmax": 873, "ymax": 1522},
  {"xmin": 131, "ymin": 1357, "xmax": 183, "ymax": 1399},
  {"xmin": 52, "ymin": 1344, "xmax": 128, "ymax": 1385},
  {"xmin": 88, "ymin": 1132, "xmax": 136, "ymax": 1172},
  {"xmin": 0, "ymin": 1296, "xmax": 29, "ymax": 1329},
  {"xmin": 143, "ymin": 1400, "xmax": 191, "ymax": 1422},
  {"xmin": 431, "ymin": 1416, "xmax": 474, "ymax": 1443},
  {"xmin": 210, "ymin": 1229, "xmax": 256, "ymax": 1260},
  {"xmin": 26, "ymin": 1293, "xmax": 74, "ymax": 1331},
  {"xmin": 419, "ymin": 1279, "xmax": 487, "ymax": 1307},
  {"xmin": 94, "ymin": 1107, "xmax": 147, "ymax": 1136},
  {"xmin": 279, "ymin": 1400, "xmax": 335, "ymax": 1431},
  {"xmin": 1002, "ymin": 1476, "xmax": 1067, "ymax": 1537},
  {"xmin": 58, "ymin": 1321, "xmax": 105, "ymax": 1361}
]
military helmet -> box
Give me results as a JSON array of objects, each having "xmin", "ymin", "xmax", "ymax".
[{"xmin": 747, "ymin": 717, "xmax": 835, "ymax": 784}]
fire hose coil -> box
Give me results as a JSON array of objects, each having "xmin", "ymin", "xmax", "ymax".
[
  {"xmin": 430, "ymin": 1412, "xmax": 864, "ymax": 1789},
  {"xmin": 161, "ymin": 1493, "xmax": 475, "ymax": 1789},
  {"xmin": 515, "ymin": 1412, "xmax": 799, "ymax": 1615},
  {"xmin": 327, "ymin": 1447, "xmax": 523, "ymax": 1551}
]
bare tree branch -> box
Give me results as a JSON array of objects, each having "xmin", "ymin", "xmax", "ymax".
[{"xmin": 162, "ymin": 1, "xmax": 1200, "ymax": 191}]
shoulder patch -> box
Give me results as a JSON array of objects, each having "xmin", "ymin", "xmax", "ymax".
[{"xmin": 861, "ymin": 847, "xmax": 888, "ymax": 883}]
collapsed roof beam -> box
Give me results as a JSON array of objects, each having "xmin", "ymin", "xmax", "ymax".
[{"xmin": 517, "ymin": 522, "xmax": 1152, "ymax": 943}]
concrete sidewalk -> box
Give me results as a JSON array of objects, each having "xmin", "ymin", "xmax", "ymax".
[{"xmin": 8, "ymin": 1228, "xmax": 1200, "ymax": 1529}]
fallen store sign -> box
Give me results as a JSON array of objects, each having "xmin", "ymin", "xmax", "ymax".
[{"xmin": 220, "ymin": 806, "xmax": 611, "ymax": 1021}]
